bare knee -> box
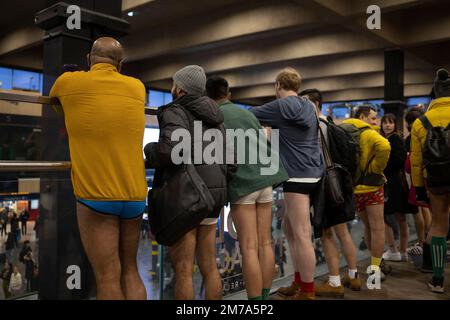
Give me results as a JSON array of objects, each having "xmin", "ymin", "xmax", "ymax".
[
  {"xmin": 97, "ymin": 260, "xmax": 122, "ymax": 284},
  {"xmin": 396, "ymin": 214, "xmax": 406, "ymax": 224},
  {"xmin": 370, "ymin": 222, "xmax": 385, "ymax": 234},
  {"xmin": 239, "ymin": 237, "xmax": 258, "ymax": 253},
  {"xmin": 322, "ymin": 228, "xmax": 334, "ymax": 240},
  {"xmin": 293, "ymin": 225, "xmax": 312, "ymax": 243},
  {"xmin": 258, "ymin": 237, "xmax": 272, "ymax": 251},
  {"xmin": 173, "ymin": 261, "xmax": 193, "ymax": 280},
  {"xmin": 197, "ymin": 252, "xmax": 218, "ymax": 277}
]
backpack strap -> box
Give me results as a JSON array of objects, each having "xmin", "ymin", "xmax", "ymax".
[{"xmin": 419, "ymin": 115, "xmax": 433, "ymax": 130}]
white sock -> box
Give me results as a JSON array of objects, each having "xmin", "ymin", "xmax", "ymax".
[
  {"xmin": 348, "ymin": 269, "xmax": 357, "ymax": 279},
  {"xmin": 328, "ymin": 275, "xmax": 341, "ymax": 287}
]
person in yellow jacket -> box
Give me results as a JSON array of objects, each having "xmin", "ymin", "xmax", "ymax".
[
  {"xmin": 49, "ymin": 37, "xmax": 147, "ymax": 300},
  {"xmin": 411, "ymin": 68, "xmax": 450, "ymax": 293},
  {"xmin": 343, "ymin": 106, "xmax": 391, "ymax": 282}
]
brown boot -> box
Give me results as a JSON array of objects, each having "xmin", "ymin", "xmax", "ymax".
[
  {"xmin": 286, "ymin": 290, "xmax": 315, "ymax": 300},
  {"xmin": 342, "ymin": 273, "xmax": 362, "ymax": 291},
  {"xmin": 315, "ymin": 281, "xmax": 345, "ymax": 298},
  {"xmin": 277, "ymin": 282, "xmax": 300, "ymax": 297}
]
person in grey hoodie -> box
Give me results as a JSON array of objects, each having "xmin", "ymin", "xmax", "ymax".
[{"xmin": 251, "ymin": 67, "xmax": 323, "ymax": 300}]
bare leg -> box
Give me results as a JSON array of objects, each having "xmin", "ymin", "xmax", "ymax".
[
  {"xmin": 334, "ymin": 223, "xmax": 357, "ymax": 270},
  {"xmin": 282, "ymin": 217, "xmax": 298, "ymax": 275},
  {"xmin": 358, "ymin": 209, "xmax": 371, "ymax": 251},
  {"xmin": 231, "ymin": 204, "xmax": 262, "ymax": 298},
  {"xmin": 396, "ymin": 213, "xmax": 409, "ymax": 254},
  {"xmin": 256, "ymin": 202, "xmax": 275, "ymax": 290},
  {"xmin": 196, "ymin": 224, "xmax": 222, "ymax": 300},
  {"xmin": 169, "ymin": 228, "xmax": 196, "ymax": 300},
  {"xmin": 385, "ymin": 224, "xmax": 398, "ymax": 253},
  {"xmin": 119, "ymin": 216, "xmax": 146, "ymax": 300},
  {"xmin": 365, "ymin": 204, "xmax": 385, "ymax": 258},
  {"xmin": 414, "ymin": 210, "xmax": 425, "ymax": 244},
  {"xmin": 76, "ymin": 203, "xmax": 124, "ymax": 300},
  {"xmin": 284, "ymin": 193, "xmax": 315, "ymax": 282},
  {"xmin": 422, "ymin": 207, "xmax": 432, "ymax": 237},
  {"xmin": 429, "ymin": 193, "xmax": 450, "ymax": 238},
  {"xmin": 321, "ymin": 228, "xmax": 340, "ymax": 276}
]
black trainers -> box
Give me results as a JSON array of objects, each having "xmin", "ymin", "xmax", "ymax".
[{"xmin": 428, "ymin": 277, "xmax": 444, "ymax": 293}]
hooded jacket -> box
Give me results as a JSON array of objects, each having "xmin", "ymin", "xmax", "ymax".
[
  {"xmin": 342, "ymin": 118, "xmax": 391, "ymax": 194},
  {"xmin": 145, "ymin": 94, "xmax": 228, "ymax": 218},
  {"xmin": 250, "ymin": 96, "xmax": 324, "ymax": 179},
  {"xmin": 411, "ymin": 97, "xmax": 450, "ymax": 187}
]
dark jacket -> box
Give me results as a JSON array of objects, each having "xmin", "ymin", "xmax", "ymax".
[
  {"xmin": 11, "ymin": 217, "xmax": 19, "ymax": 232},
  {"xmin": 20, "ymin": 210, "xmax": 29, "ymax": 223},
  {"xmin": 145, "ymin": 94, "xmax": 229, "ymax": 218},
  {"xmin": 251, "ymin": 96, "xmax": 324, "ymax": 179},
  {"xmin": 19, "ymin": 246, "xmax": 32, "ymax": 263},
  {"xmin": 5, "ymin": 233, "xmax": 14, "ymax": 250},
  {"xmin": 25, "ymin": 258, "xmax": 35, "ymax": 280},
  {"xmin": 385, "ymin": 134, "xmax": 406, "ymax": 174},
  {"xmin": 384, "ymin": 134, "xmax": 409, "ymax": 214}
]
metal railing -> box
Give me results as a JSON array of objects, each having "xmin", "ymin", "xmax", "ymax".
[
  {"xmin": 0, "ymin": 90, "xmax": 159, "ymax": 115},
  {"xmin": 0, "ymin": 161, "xmax": 71, "ymax": 172},
  {"xmin": 0, "ymin": 91, "xmax": 158, "ymax": 172}
]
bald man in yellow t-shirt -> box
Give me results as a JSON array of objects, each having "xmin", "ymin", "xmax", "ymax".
[{"xmin": 50, "ymin": 37, "xmax": 147, "ymax": 300}]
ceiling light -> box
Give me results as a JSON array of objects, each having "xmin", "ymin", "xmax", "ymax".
[{"xmin": 127, "ymin": 11, "xmax": 134, "ymax": 17}]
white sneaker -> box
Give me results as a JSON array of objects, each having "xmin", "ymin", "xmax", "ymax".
[{"xmin": 382, "ymin": 250, "xmax": 402, "ymax": 262}]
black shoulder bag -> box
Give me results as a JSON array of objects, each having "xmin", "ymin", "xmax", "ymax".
[
  {"xmin": 148, "ymin": 105, "xmax": 216, "ymax": 246},
  {"xmin": 317, "ymin": 118, "xmax": 346, "ymax": 206}
]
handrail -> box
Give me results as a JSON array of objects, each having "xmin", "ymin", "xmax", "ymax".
[
  {"xmin": 0, "ymin": 91, "xmax": 58, "ymax": 105},
  {"xmin": 0, "ymin": 91, "xmax": 159, "ymax": 115},
  {"xmin": 0, "ymin": 161, "xmax": 71, "ymax": 172}
]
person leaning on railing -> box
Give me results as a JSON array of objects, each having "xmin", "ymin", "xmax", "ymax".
[{"xmin": 49, "ymin": 37, "xmax": 148, "ymax": 300}]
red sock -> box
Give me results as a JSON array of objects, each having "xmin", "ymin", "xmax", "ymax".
[
  {"xmin": 294, "ymin": 272, "xmax": 301, "ymax": 284},
  {"xmin": 300, "ymin": 280, "xmax": 314, "ymax": 293}
]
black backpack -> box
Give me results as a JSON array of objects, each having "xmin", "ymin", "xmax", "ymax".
[
  {"xmin": 419, "ymin": 115, "xmax": 450, "ymax": 190},
  {"xmin": 321, "ymin": 117, "xmax": 363, "ymax": 185}
]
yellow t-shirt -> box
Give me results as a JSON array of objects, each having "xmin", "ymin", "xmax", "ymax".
[{"xmin": 50, "ymin": 63, "xmax": 147, "ymax": 201}]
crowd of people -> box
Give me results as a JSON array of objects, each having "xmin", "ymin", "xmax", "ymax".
[
  {"xmin": 0, "ymin": 207, "xmax": 38, "ymax": 299},
  {"xmin": 47, "ymin": 36, "xmax": 449, "ymax": 300}
]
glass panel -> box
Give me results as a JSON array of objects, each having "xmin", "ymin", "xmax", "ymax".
[
  {"xmin": 12, "ymin": 70, "xmax": 41, "ymax": 92},
  {"xmin": 163, "ymin": 92, "xmax": 172, "ymax": 105},
  {"xmin": 148, "ymin": 90, "xmax": 165, "ymax": 107},
  {"xmin": 406, "ymin": 96, "xmax": 431, "ymax": 107},
  {"xmin": 0, "ymin": 179, "xmax": 41, "ymax": 300},
  {"xmin": 39, "ymin": 74, "xmax": 44, "ymax": 94},
  {"xmin": 0, "ymin": 68, "xmax": 13, "ymax": 90}
]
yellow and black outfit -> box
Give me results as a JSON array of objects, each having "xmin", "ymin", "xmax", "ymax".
[
  {"xmin": 410, "ymin": 97, "xmax": 450, "ymax": 191},
  {"xmin": 342, "ymin": 119, "xmax": 391, "ymax": 211}
]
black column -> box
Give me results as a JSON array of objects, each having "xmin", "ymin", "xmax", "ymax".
[
  {"xmin": 36, "ymin": 0, "xmax": 128, "ymax": 299},
  {"xmin": 382, "ymin": 48, "xmax": 407, "ymax": 133}
]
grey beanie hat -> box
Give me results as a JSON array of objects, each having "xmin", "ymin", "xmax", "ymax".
[
  {"xmin": 434, "ymin": 68, "xmax": 450, "ymax": 98},
  {"xmin": 173, "ymin": 65, "xmax": 206, "ymax": 96}
]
